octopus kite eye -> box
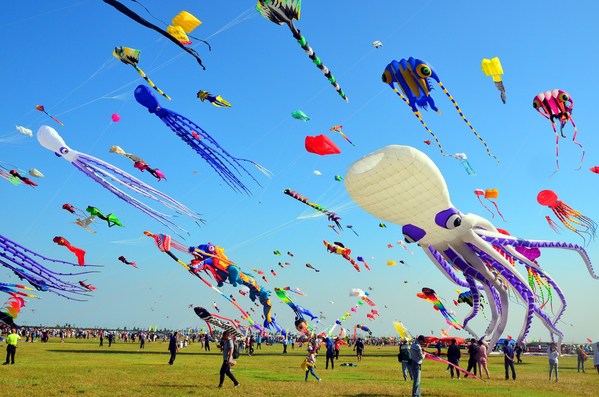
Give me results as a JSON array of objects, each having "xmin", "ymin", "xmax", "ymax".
[
  {"xmin": 416, "ymin": 64, "xmax": 432, "ymax": 78},
  {"xmin": 59, "ymin": 147, "xmax": 69, "ymax": 155},
  {"xmin": 435, "ymin": 208, "xmax": 462, "ymax": 229},
  {"xmin": 559, "ymin": 93, "xmax": 569, "ymax": 102},
  {"xmin": 381, "ymin": 70, "xmax": 393, "ymax": 84},
  {"xmin": 532, "ymin": 99, "xmax": 541, "ymax": 109}
]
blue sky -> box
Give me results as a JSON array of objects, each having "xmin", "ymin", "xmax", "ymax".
[{"xmin": 1, "ymin": 0, "xmax": 598, "ymax": 342}]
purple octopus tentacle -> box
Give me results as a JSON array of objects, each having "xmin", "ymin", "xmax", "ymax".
[
  {"xmin": 165, "ymin": 115, "xmax": 252, "ymax": 193},
  {"xmin": 474, "ymin": 232, "xmax": 598, "ymax": 279},
  {"xmin": 467, "ymin": 243, "xmax": 537, "ymax": 343},
  {"xmin": 425, "ymin": 246, "xmax": 476, "ymax": 288},
  {"xmin": 168, "ymin": 113, "xmax": 259, "ymax": 185},
  {"xmin": 72, "ymin": 160, "xmax": 190, "ymax": 239},
  {"xmin": 462, "ymin": 275, "xmax": 481, "ymax": 330},
  {"xmin": 533, "ymin": 306, "xmax": 564, "ymax": 347},
  {"xmin": 79, "ymin": 154, "xmax": 203, "ymax": 222}
]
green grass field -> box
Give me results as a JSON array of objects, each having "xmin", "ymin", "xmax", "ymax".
[{"xmin": 1, "ymin": 338, "xmax": 597, "ymax": 397}]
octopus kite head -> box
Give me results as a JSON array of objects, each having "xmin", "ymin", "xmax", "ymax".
[
  {"xmin": 345, "ymin": 145, "xmax": 467, "ymax": 245},
  {"xmin": 533, "ymin": 89, "xmax": 573, "ymax": 126},
  {"xmin": 37, "ymin": 125, "xmax": 78, "ymax": 162}
]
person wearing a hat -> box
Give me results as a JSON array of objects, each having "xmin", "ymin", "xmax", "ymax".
[
  {"xmin": 303, "ymin": 345, "xmax": 321, "ymax": 382},
  {"xmin": 218, "ymin": 331, "xmax": 240, "ymax": 388}
]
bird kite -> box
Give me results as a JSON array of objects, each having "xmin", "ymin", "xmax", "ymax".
[
  {"xmin": 382, "ymin": 57, "xmax": 497, "ymax": 161},
  {"xmin": 197, "ymin": 90, "xmax": 231, "ymax": 108},
  {"xmin": 481, "ymin": 57, "xmax": 506, "ymax": 104},
  {"xmin": 533, "ymin": 89, "xmax": 584, "ymax": 171},
  {"xmin": 256, "ymin": 0, "xmax": 348, "ymax": 102}
]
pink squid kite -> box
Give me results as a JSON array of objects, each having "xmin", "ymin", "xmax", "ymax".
[{"xmin": 532, "ymin": 89, "xmax": 584, "ymax": 171}]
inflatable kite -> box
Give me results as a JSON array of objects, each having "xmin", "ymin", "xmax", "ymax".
[
  {"xmin": 291, "ymin": 110, "xmax": 310, "ymax": 121},
  {"xmin": 345, "ymin": 145, "xmax": 599, "ymax": 350},
  {"xmin": 194, "ymin": 306, "xmax": 245, "ymax": 338},
  {"xmin": 283, "ymin": 188, "xmax": 342, "ymax": 229},
  {"xmin": 382, "ymin": 57, "xmax": 497, "ymax": 161},
  {"xmin": 305, "ymin": 134, "xmax": 341, "ymax": 156},
  {"xmin": 103, "ymin": 0, "xmax": 209, "ymax": 69},
  {"xmin": 197, "ymin": 90, "xmax": 231, "ymax": 108},
  {"xmin": 37, "ymin": 126, "xmax": 202, "ymax": 238},
  {"xmin": 537, "ymin": 190, "xmax": 597, "ymax": 243},
  {"xmin": 533, "ymin": 89, "xmax": 584, "ymax": 171},
  {"xmin": 274, "ymin": 287, "xmax": 316, "ymax": 333},
  {"xmin": 53, "ymin": 237, "xmax": 86, "ymax": 266},
  {"xmin": 135, "ymin": 85, "xmax": 269, "ymax": 192},
  {"xmin": 28, "ymin": 168, "xmax": 44, "ymax": 178},
  {"xmin": 323, "ymin": 241, "xmax": 362, "ymax": 272},
  {"xmin": 481, "ymin": 57, "xmax": 506, "ymax": 104},
  {"xmin": 109, "ymin": 145, "xmax": 166, "ymax": 181},
  {"xmin": 256, "ymin": 0, "xmax": 348, "ymax": 102}
]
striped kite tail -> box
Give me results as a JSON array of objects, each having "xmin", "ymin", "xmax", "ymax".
[
  {"xmin": 438, "ymin": 82, "xmax": 499, "ymax": 163},
  {"xmin": 569, "ymin": 118, "xmax": 585, "ymax": 170},
  {"xmin": 135, "ymin": 66, "xmax": 172, "ymax": 101},
  {"xmin": 294, "ymin": 31, "xmax": 348, "ymax": 103}
]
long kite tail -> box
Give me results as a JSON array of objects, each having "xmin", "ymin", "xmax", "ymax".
[
  {"xmin": 569, "ymin": 118, "xmax": 585, "ymax": 171},
  {"xmin": 288, "ymin": 25, "xmax": 348, "ymax": 103},
  {"xmin": 437, "ymin": 81, "xmax": 499, "ymax": 163},
  {"xmin": 134, "ymin": 66, "xmax": 171, "ymax": 101},
  {"xmin": 391, "ymin": 88, "xmax": 449, "ymax": 157}
]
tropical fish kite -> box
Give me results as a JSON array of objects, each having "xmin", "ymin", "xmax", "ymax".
[
  {"xmin": 197, "ymin": 90, "xmax": 231, "ymax": 108},
  {"xmin": 135, "ymin": 85, "xmax": 269, "ymax": 193},
  {"xmin": 283, "ymin": 188, "xmax": 342, "ymax": 229},
  {"xmin": 113, "ymin": 46, "xmax": 171, "ymax": 100},
  {"xmin": 37, "ymin": 126, "xmax": 201, "ymax": 238},
  {"xmin": 481, "ymin": 57, "xmax": 506, "ymax": 104},
  {"xmin": 35, "ymin": 105, "xmax": 64, "ymax": 126},
  {"xmin": 533, "ymin": 89, "xmax": 584, "ymax": 171},
  {"xmin": 329, "ymin": 125, "xmax": 355, "ymax": 146},
  {"xmin": 256, "ymin": 0, "xmax": 348, "ymax": 102},
  {"xmin": 291, "ymin": 109, "xmax": 310, "ymax": 121},
  {"xmin": 103, "ymin": 0, "xmax": 209, "ymax": 69},
  {"xmin": 382, "ymin": 57, "xmax": 497, "ymax": 161}
]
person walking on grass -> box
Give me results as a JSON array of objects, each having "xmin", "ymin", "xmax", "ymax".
[
  {"xmin": 410, "ymin": 335, "xmax": 425, "ymax": 397},
  {"xmin": 477, "ymin": 340, "xmax": 490, "ymax": 379},
  {"xmin": 464, "ymin": 338, "xmax": 478, "ymax": 378},
  {"xmin": 168, "ymin": 332, "xmax": 179, "ymax": 365},
  {"xmin": 354, "ymin": 338, "xmax": 364, "ymax": 362},
  {"xmin": 4, "ymin": 328, "xmax": 20, "ymax": 365},
  {"xmin": 447, "ymin": 339, "xmax": 461, "ymax": 379},
  {"xmin": 548, "ymin": 342, "xmax": 559, "ymax": 382},
  {"xmin": 515, "ymin": 344, "xmax": 523, "ymax": 363},
  {"xmin": 218, "ymin": 331, "xmax": 240, "ymax": 389},
  {"xmin": 398, "ymin": 338, "xmax": 413, "ymax": 381},
  {"xmin": 503, "ymin": 340, "xmax": 516, "ymax": 380},
  {"xmin": 303, "ymin": 346, "xmax": 321, "ymax": 382}
]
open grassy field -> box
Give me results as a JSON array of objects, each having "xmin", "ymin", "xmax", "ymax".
[{"xmin": 0, "ymin": 338, "xmax": 596, "ymax": 397}]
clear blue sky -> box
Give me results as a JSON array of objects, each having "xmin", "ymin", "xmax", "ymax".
[{"xmin": 1, "ymin": 0, "xmax": 598, "ymax": 342}]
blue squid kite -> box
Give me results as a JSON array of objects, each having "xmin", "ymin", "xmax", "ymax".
[{"xmin": 381, "ymin": 57, "xmax": 498, "ymax": 162}]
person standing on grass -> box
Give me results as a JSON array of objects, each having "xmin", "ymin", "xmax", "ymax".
[
  {"xmin": 548, "ymin": 342, "xmax": 559, "ymax": 382},
  {"xmin": 218, "ymin": 331, "xmax": 240, "ymax": 388},
  {"xmin": 354, "ymin": 338, "xmax": 365, "ymax": 361},
  {"xmin": 515, "ymin": 344, "xmax": 523, "ymax": 363},
  {"xmin": 303, "ymin": 346, "xmax": 321, "ymax": 382},
  {"xmin": 139, "ymin": 332, "xmax": 145, "ymax": 349},
  {"xmin": 282, "ymin": 337, "xmax": 288, "ymax": 354},
  {"xmin": 325, "ymin": 337, "xmax": 335, "ymax": 370},
  {"xmin": 248, "ymin": 334, "xmax": 255, "ymax": 356},
  {"xmin": 435, "ymin": 340, "xmax": 442, "ymax": 356},
  {"xmin": 577, "ymin": 344, "xmax": 586, "ymax": 373},
  {"xmin": 477, "ymin": 340, "xmax": 490, "ymax": 379},
  {"xmin": 398, "ymin": 338, "xmax": 413, "ymax": 381},
  {"xmin": 107, "ymin": 332, "xmax": 113, "ymax": 347},
  {"xmin": 503, "ymin": 340, "xmax": 516, "ymax": 380},
  {"xmin": 204, "ymin": 333, "xmax": 211, "ymax": 352},
  {"xmin": 168, "ymin": 332, "xmax": 179, "ymax": 365},
  {"xmin": 410, "ymin": 335, "xmax": 425, "ymax": 397},
  {"xmin": 99, "ymin": 331, "xmax": 104, "ymax": 347},
  {"xmin": 593, "ymin": 342, "xmax": 599, "ymax": 374},
  {"xmin": 464, "ymin": 338, "xmax": 478, "ymax": 378},
  {"xmin": 3, "ymin": 328, "xmax": 20, "ymax": 365},
  {"xmin": 447, "ymin": 339, "xmax": 461, "ymax": 379},
  {"xmin": 334, "ymin": 337, "xmax": 347, "ymax": 360}
]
